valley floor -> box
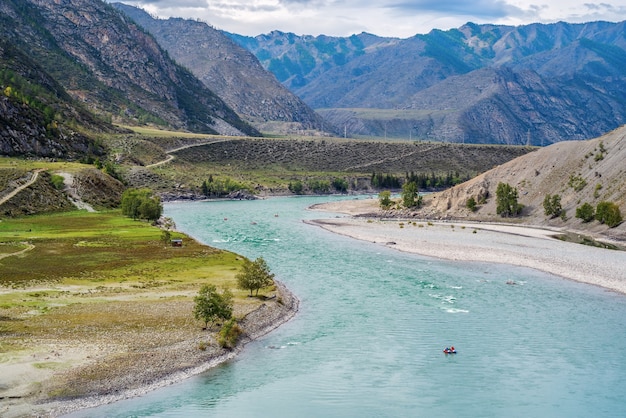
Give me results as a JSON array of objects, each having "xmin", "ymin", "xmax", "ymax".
[{"xmin": 309, "ymin": 199, "xmax": 626, "ymax": 295}]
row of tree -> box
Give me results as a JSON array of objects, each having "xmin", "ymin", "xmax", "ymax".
[
  {"xmin": 201, "ymin": 175, "xmax": 250, "ymax": 197},
  {"xmin": 371, "ymin": 171, "xmax": 469, "ymax": 190},
  {"xmin": 288, "ymin": 178, "xmax": 350, "ymax": 194}
]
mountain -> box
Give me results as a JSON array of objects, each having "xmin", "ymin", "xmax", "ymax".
[
  {"xmin": 426, "ymin": 125, "xmax": 626, "ymax": 240},
  {"xmin": 231, "ymin": 21, "xmax": 626, "ymax": 145},
  {"xmin": 0, "ymin": 0, "xmax": 260, "ymax": 146},
  {"xmin": 0, "ymin": 38, "xmax": 106, "ymax": 159},
  {"xmin": 112, "ymin": 4, "xmax": 331, "ymax": 135}
]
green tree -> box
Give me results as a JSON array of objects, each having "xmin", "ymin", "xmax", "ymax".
[
  {"xmin": 575, "ymin": 202, "xmax": 595, "ymax": 223},
  {"xmin": 120, "ymin": 188, "xmax": 163, "ymax": 221},
  {"xmin": 236, "ymin": 257, "xmax": 275, "ymax": 297},
  {"xmin": 288, "ymin": 180, "xmax": 304, "ymax": 194},
  {"xmin": 595, "ymin": 201, "xmax": 623, "ymax": 228},
  {"xmin": 193, "ymin": 284, "xmax": 233, "ymax": 329},
  {"xmin": 496, "ymin": 182, "xmax": 522, "ymax": 217},
  {"xmin": 401, "ymin": 181, "xmax": 421, "ymax": 208},
  {"xmin": 543, "ymin": 194, "xmax": 562, "ymax": 218},
  {"xmin": 332, "ymin": 178, "xmax": 348, "ymax": 193}
]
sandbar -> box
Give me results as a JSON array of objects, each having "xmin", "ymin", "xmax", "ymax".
[{"xmin": 307, "ymin": 214, "xmax": 626, "ymax": 295}]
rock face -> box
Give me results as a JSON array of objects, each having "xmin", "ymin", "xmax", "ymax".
[
  {"xmin": 0, "ymin": 0, "xmax": 260, "ymax": 142},
  {"xmin": 0, "ymin": 40, "xmax": 106, "ymax": 159},
  {"xmin": 235, "ymin": 21, "xmax": 626, "ymax": 145},
  {"xmin": 113, "ymin": 4, "xmax": 331, "ymax": 135}
]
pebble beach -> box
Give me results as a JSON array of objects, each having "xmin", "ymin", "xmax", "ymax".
[{"xmin": 307, "ymin": 216, "xmax": 626, "ymax": 295}]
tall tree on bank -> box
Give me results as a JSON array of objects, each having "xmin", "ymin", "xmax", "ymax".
[
  {"xmin": 193, "ymin": 284, "xmax": 233, "ymax": 329},
  {"xmin": 236, "ymin": 257, "xmax": 275, "ymax": 297},
  {"xmin": 496, "ymin": 182, "xmax": 523, "ymax": 217}
]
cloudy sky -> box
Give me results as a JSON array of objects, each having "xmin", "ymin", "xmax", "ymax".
[{"xmin": 110, "ymin": 1, "xmax": 626, "ymax": 38}]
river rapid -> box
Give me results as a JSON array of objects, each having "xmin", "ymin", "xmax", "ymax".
[{"xmin": 69, "ymin": 195, "xmax": 626, "ymax": 418}]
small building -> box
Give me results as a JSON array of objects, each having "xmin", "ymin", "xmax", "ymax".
[{"xmin": 171, "ymin": 238, "xmax": 183, "ymax": 247}]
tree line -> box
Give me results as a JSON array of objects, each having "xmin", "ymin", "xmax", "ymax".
[{"xmin": 372, "ymin": 171, "xmax": 470, "ymax": 190}]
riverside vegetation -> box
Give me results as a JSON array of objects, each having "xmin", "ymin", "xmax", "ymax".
[{"xmin": 0, "ymin": 203, "xmax": 285, "ymax": 410}]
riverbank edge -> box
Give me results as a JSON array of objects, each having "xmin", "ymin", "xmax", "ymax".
[
  {"xmin": 304, "ymin": 213, "xmax": 626, "ymax": 295},
  {"xmin": 37, "ymin": 280, "xmax": 299, "ymax": 417}
]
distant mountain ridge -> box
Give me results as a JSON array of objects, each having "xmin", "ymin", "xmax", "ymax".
[
  {"xmin": 231, "ymin": 21, "xmax": 626, "ymax": 145},
  {"xmin": 112, "ymin": 3, "xmax": 330, "ymax": 135}
]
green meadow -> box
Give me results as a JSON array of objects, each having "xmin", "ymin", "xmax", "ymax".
[{"xmin": 0, "ymin": 210, "xmax": 263, "ymax": 362}]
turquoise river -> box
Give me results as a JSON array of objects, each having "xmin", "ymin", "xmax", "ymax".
[{"xmin": 68, "ymin": 195, "xmax": 626, "ymax": 417}]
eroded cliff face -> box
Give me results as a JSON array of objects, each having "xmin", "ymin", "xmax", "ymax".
[{"xmin": 421, "ymin": 126, "xmax": 626, "ymax": 239}]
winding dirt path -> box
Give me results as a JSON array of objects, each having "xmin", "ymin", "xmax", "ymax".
[
  {"xmin": 0, "ymin": 243, "xmax": 35, "ymax": 260},
  {"xmin": 145, "ymin": 139, "xmax": 233, "ymax": 168},
  {"xmin": 0, "ymin": 169, "xmax": 44, "ymax": 206}
]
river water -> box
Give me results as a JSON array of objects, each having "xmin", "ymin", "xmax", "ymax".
[{"xmin": 70, "ymin": 196, "xmax": 626, "ymax": 417}]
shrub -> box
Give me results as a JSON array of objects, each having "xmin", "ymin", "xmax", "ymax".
[
  {"xmin": 466, "ymin": 196, "xmax": 477, "ymax": 212},
  {"xmin": 543, "ymin": 194, "xmax": 562, "ymax": 218},
  {"xmin": 217, "ymin": 319, "xmax": 243, "ymax": 349},
  {"xmin": 378, "ymin": 190, "xmax": 392, "ymax": 209},
  {"xmin": 568, "ymin": 174, "xmax": 587, "ymax": 192},
  {"xmin": 575, "ymin": 202, "xmax": 595, "ymax": 223},
  {"xmin": 50, "ymin": 174, "xmax": 65, "ymax": 190},
  {"xmin": 288, "ymin": 180, "xmax": 304, "ymax": 194},
  {"xmin": 595, "ymin": 201, "xmax": 623, "ymax": 228}
]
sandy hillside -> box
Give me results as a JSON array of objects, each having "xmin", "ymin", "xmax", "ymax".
[{"xmin": 324, "ymin": 126, "xmax": 626, "ymax": 242}]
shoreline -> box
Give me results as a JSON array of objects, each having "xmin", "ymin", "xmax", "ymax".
[
  {"xmin": 14, "ymin": 281, "xmax": 299, "ymax": 418},
  {"xmin": 306, "ymin": 216, "xmax": 626, "ymax": 295}
]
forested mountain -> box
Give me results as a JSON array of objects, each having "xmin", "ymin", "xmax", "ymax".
[
  {"xmin": 0, "ymin": 0, "xmax": 259, "ymax": 159},
  {"xmin": 112, "ymin": 3, "xmax": 331, "ymax": 135},
  {"xmin": 231, "ymin": 21, "xmax": 626, "ymax": 145}
]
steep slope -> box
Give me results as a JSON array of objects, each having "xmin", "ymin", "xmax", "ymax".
[
  {"xmin": 423, "ymin": 125, "xmax": 626, "ymax": 240},
  {"xmin": 0, "ymin": 39, "xmax": 106, "ymax": 159},
  {"xmin": 0, "ymin": 0, "xmax": 259, "ymax": 137},
  {"xmin": 112, "ymin": 4, "xmax": 330, "ymax": 135},
  {"xmin": 237, "ymin": 21, "xmax": 626, "ymax": 145}
]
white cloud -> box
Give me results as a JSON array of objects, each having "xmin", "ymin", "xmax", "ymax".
[{"xmin": 110, "ymin": 1, "xmax": 626, "ymax": 37}]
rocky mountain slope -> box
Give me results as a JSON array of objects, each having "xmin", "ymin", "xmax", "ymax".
[
  {"xmin": 424, "ymin": 125, "xmax": 626, "ymax": 240},
  {"xmin": 0, "ymin": 39, "xmax": 107, "ymax": 159},
  {"xmin": 233, "ymin": 21, "xmax": 626, "ymax": 145},
  {"xmin": 0, "ymin": 0, "xmax": 259, "ymax": 145},
  {"xmin": 112, "ymin": 4, "xmax": 331, "ymax": 135}
]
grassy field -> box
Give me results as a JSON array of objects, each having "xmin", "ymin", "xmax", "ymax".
[{"xmin": 0, "ymin": 209, "xmax": 270, "ymax": 404}]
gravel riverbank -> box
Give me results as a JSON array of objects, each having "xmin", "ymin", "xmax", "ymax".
[{"xmin": 6, "ymin": 282, "xmax": 298, "ymax": 418}]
